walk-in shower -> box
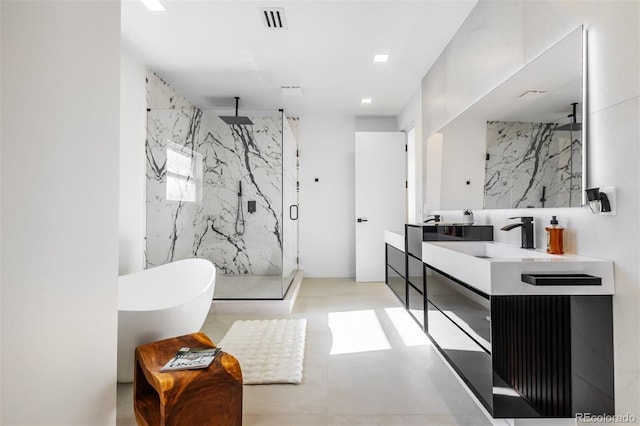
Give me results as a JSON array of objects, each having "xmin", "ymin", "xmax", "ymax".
[{"xmin": 145, "ymin": 105, "xmax": 299, "ymax": 300}]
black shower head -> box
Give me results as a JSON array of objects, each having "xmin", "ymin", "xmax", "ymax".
[
  {"xmin": 556, "ymin": 102, "xmax": 581, "ymax": 131},
  {"xmin": 556, "ymin": 122, "xmax": 582, "ymax": 131},
  {"xmin": 219, "ymin": 115, "xmax": 254, "ymax": 125},
  {"xmin": 219, "ymin": 96, "xmax": 253, "ymax": 126}
]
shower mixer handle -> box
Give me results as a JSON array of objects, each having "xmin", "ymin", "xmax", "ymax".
[{"xmin": 235, "ymin": 180, "xmax": 245, "ymax": 235}]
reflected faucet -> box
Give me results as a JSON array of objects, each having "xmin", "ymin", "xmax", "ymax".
[
  {"xmin": 424, "ymin": 214, "xmax": 441, "ymax": 224},
  {"xmin": 500, "ymin": 216, "xmax": 534, "ymax": 249}
]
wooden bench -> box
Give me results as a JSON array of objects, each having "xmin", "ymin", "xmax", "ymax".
[{"xmin": 134, "ymin": 332, "xmax": 243, "ymax": 426}]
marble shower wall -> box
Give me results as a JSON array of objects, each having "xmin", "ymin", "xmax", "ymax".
[
  {"xmin": 145, "ymin": 72, "xmax": 297, "ymax": 280},
  {"xmin": 483, "ymin": 121, "xmax": 582, "ymax": 209}
]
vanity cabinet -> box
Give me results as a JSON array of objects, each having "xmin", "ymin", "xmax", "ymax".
[
  {"xmin": 385, "ymin": 240, "xmax": 425, "ymax": 326},
  {"xmin": 404, "ymin": 224, "xmax": 493, "ymax": 329},
  {"xmin": 386, "ymin": 225, "xmax": 614, "ymax": 419},
  {"xmin": 385, "ymin": 244, "xmax": 406, "ymax": 304},
  {"xmin": 424, "ymin": 265, "xmax": 615, "ymax": 419},
  {"xmin": 406, "ymin": 253, "xmax": 425, "ymax": 327}
]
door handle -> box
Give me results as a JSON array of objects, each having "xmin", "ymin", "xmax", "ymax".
[
  {"xmin": 357, "ymin": 218, "xmax": 368, "ymax": 223},
  {"xmin": 289, "ymin": 204, "xmax": 298, "ymax": 220}
]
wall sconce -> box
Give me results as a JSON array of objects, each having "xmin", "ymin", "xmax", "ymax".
[{"xmin": 585, "ymin": 187, "xmax": 615, "ymax": 214}]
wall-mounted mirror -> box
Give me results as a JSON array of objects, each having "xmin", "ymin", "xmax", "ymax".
[{"xmin": 425, "ymin": 26, "xmax": 585, "ymax": 210}]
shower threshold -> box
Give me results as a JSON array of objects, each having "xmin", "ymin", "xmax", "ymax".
[
  {"xmin": 214, "ymin": 274, "xmax": 289, "ymax": 300},
  {"xmin": 210, "ymin": 270, "xmax": 304, "ymax": 316}
]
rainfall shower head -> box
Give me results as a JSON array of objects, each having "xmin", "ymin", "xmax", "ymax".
[
  {"xmin": 556, "ymin": 122, "xmax": 582, "ymax": 131},
  {"xmin": 219, "ymin": 97, "xmax": 253, "ymax": 126},
  {"xmin": 556, "ymin": 102, "xmax": 582, "ymax": 131}
]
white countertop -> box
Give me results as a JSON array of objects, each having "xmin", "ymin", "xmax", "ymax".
[
  {"xmin": 422, "ymin": 241, "xmax": 614, "ymax": 296},
  {"xmin": 384, "ymin": 231, "xmax": 404, "ymax": 252}
]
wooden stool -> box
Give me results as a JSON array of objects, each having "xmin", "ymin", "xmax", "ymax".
[{"xmin": 134, "ymin": 332, "xmax": 242, "ymax": 426}]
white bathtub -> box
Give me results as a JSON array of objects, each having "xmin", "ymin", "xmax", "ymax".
[{"xmin": 117, "ymin": 258, "xmax": 216, "ymax": 383}]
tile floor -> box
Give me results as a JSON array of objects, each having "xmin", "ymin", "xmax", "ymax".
[{"xmin": 116, "ymin": 278, "xmax": 496, "ymax": 425}]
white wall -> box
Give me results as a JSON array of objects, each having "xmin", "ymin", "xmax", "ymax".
[
  {"xmin": 399, "ymin": 89, "xmax": 423, "ymax": 222},
  {"xmin": 438, "ymin": 114, "xmax": 485, "ymax": 210},
  {"xmin": 425, "ymin": 132, "xmax": 443, "ymax": 211},
  {"xmin": 422, "ymin": 0, "xmax": 639, "ymax": 417},
  {"xmin": 1, "ymin": 1, "xmax": 120, "ymax": 424},
  {"xmin": 298, "ymin": 113, "xmax": 398, "ymax": 277},
  {"xmin": 120, "ymin": 52, "xmax": 146, "ymax": 275},
  {"xmin": 354, "ymin": 116, "xmax": 398, "ymax": 132}
]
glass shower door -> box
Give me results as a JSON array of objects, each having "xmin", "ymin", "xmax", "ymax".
[{"xmin": 281, "ymin": 114, "xmax": 299, "ymax": 298}]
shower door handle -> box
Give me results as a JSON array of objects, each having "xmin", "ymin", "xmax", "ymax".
[{"xmin": 289, "ymin": 204, "xmax": 298, "ymax": 220}]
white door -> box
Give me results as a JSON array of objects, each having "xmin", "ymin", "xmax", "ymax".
[{"xmin": 355, "ymin": 132, "xmax": 406, "ymax": 282}]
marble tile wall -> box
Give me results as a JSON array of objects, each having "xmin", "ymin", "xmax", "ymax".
[
  {"xmin": 145, "ymin": 72, "xmax": 297, "ymax": 283},
  {"xmin": 484, "ymin": 120, "xmax": 582, "ymax": 209}
]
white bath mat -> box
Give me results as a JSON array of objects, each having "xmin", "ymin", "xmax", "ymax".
[{"xmin": 218, "ymin": 319, "xmax": 307, "ymax": 385}]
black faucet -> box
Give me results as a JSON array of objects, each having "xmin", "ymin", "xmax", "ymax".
[
  {"xmin": 424, "ymin": 214, "xmax": 441, "ymax": 223},
  {"xmin": 500, "ymin": 216, "xmax": 535, "ymax": 249}
]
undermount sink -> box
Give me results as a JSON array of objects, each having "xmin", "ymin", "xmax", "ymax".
[
  {"xmin": 438, "ymin": 241, "xmax": 557, "ymax": 260},
  {"xmin": 422, "ymin": 241, "xmax": 614, "ymax": 295}
]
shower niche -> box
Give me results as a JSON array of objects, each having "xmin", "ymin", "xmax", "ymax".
[{"xmin": 145, "ymin": 104, "xmax": 299, "ymax": 301}]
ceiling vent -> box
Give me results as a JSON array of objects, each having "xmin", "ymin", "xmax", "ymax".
[{"xmin": 260, "ymin": 8, "xmax": 287, "ymax": 29}]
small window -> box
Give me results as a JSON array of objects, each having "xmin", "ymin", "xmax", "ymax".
[{"xmin": 166, "ymin": 142, "xmax": 202, "ymax": 202}]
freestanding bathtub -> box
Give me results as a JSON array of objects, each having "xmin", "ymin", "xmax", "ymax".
[{"xmin": 117, "ymin": 258, "xmax": 216, "ymax": 382}]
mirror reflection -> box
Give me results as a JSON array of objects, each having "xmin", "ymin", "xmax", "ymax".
[
  {"xmin": 483, "ymin": 114, "xmax": 582, "ymax": 208},
  {"xmin": 425, "ymin": 26, "xmax": 584, "ymax": 210}
]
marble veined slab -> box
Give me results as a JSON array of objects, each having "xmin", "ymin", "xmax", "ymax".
[{"xmin": 484, "ymin": 121, "xmax": 582, "ymax": 209}]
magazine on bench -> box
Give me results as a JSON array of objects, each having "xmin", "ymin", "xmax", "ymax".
[{"xmin": 160, "ymin": 346, "xmax": 222, "ymax": 372}]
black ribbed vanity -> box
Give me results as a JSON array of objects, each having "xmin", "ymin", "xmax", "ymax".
[{"xmin": 384, "ymin": 224, "xmax": 615, "ymax": 419}]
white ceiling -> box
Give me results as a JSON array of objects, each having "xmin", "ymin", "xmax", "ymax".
[{"xmin": 121, "ymin": 0, "xmax": 477, "ymax": 117}]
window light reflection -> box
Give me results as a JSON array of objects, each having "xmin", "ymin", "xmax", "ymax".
[
  {"xmin": 166, "ymin": 142, "xmax": 203, "ymax": 202},
  {"xmin": 442, "ymin": 311, "xmax": 491, "ymax": 352},
  {"xmin": 328, "ymin": 310, "xmax": 391, "ymax": 355},
  {"xmin": 493, "ymin": 387, "xmax": 520, "ymax": 397},
  {"xmin": 408, "ymin": 307, "xmax": 425, "ymax": 329},
  {"xmin": 384, "ymin": 307, "xmax": 430, "ymax": 347},
  {"xmin": 427, "ymin": 311, "xmax": 485, "ymax": 352}
]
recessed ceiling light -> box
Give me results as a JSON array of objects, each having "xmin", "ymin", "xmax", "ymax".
[
  {"xmin": 139, "ymin": 0, "xmax": 165, "ymax": 11},
  {"xmin": 373, "ymin": 54, "xmax": 389, "ymax": 63},
  {"xmin": 361, "ymin": 98, "xmax": 373, "ymax": 104}
]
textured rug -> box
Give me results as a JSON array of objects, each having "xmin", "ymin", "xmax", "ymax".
[{"xmin": 218, "ymin": 319, "xmax": 307, "ymax": 384}]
